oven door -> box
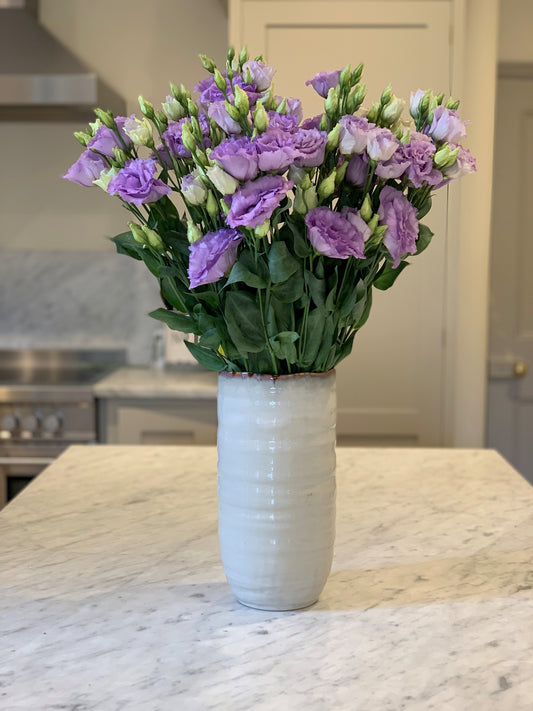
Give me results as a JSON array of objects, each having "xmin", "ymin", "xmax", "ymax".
[{"xmin": 0, "ymin": 456, "xmax": 55, "ymax": 508}]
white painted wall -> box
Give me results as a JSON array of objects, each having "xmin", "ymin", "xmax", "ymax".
[{"xmin": 498, "ymin": 0, "xmax": 533, "ymax": 61}]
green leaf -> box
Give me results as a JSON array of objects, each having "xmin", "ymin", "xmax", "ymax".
[
  {"xmin": 325, "ymin": 267, "xmax": 339, "ymax": 311},
  {"xmin": 271, "ymin": 271, "xmax": 304, "ymax": 303},
  {"xmin": 198, "ymin": 328, "xmax": 220, "ymax": 349},
  {"xmin": 160, "ymin": 276, "xmax": 187, "ymax": 312},
  {"xmin": 224, "ymin": 292, "xmax": 266, "ymax": 353},
  {"xmin": 184, "ymin": 340, "xmax": 226, "ymax": 371},
  {"xmin": 353, "ymin": 288, "xmax": 373, "ymax": 328},
  {"xmin": 194, "ymin": 291, "xmax": 219, "ymax": 309},
  {"xmin": 268, "ymin": 242, "xmax": 300, "ymax": 283},
  {"xmin": 304, "ymin": 269, "xmax": 326, "ymax": 308},
  {"xmin": 286, "ymin": 218, "xmax": 313, "ymax": 258},
  {"xmin": 149, "ymin": 308, "xmax": 200, "ymax": 334},
  {"xmin": 339, "ymin": 279, "xmax": 366, "ymax": 320},
  {"xmin": 374, "ymin": 260, "xmax": 410, "ymax": 290},
  {"xmin": 110, "ymin": 231, "xmax": 142, "ymax": 260},
  {"xmin": 331, "ymin": 331, "xmax": 356, "ymax": 369},
  {"xmin": 415, "ymin": 223, "xmax": 434, "ymax": 255},
  {"xmin": 417, "ymin": 196, "xmax": 432, "ymax": 220},
  {"xmin": 226, "ymin": 251, "xmax": 269, "ymax": 289},
  {"xmin": 269, "ymin": 331, "xmax": 299, "ymax": 364},
  {"xmin": 270, "ymin": 296, "xmax": 292, "ymax": 332},
  {"xmin": 313, "ymin": 315, "xmax": 335, "ymax": 370},
  {"xmin": 302, "ymin": 308, "xmax": 326, "ymax": 366}
]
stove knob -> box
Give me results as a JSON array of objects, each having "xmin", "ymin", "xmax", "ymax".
[
  {"xmin": 1, "ymin": 412, "xmax": 19, "ymax": 434},
  {"xmin": 43, "ymin": 412, "xmax": 62, "ymax": 435},
  {"xmin": 22, "ymin": 413, "xmax": 41, "ymax": 434}
]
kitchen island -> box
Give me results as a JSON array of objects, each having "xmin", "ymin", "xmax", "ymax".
[{"xmin": 1, "ymin": 446, "xmax": 532, "ymax": 710}]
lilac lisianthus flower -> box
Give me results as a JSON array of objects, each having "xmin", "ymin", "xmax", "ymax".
[
  {"xmin": 210, "ymin": 136, "xmax": 259, "ymax": 181},
  {"xmin": 305, "ymin": 70, "xmax": 342, "ymax": 99},
  {"xmin": 285, "ymin": 98, "xmax": 303, "ymax": 123},
  {"xmin": 87, "ymin": 116, "xmax": 132, "ymax": 157},
  {"xmin": 443, "ymin": 144, "xmax": 477, "ymax": 180},
  {"xmin": 107, "ymin": 158, "xmax": 172, "ymax": 206},
  {"xmin": 366, "ymin": 128, "xmax": 400, "ymax": 162},
  {"xmin": 305, "ymin": 207, "xmax": 366, "ymax": 259},
  {"xmin": 410, "ymin": 89, "xmax": 426, "ymax": 118},
  {"xmin": 243, "ymin": 60, "xmax": 275, "ymax": 91},
  {"xmin": 402, "ymin": 138, "xmax": 442, "ymax": 187},
  {"xmin": 375, "ymin": 147, "xmax": 410, "ymax": 180},
  {"xmin": 225, "ymin": 175, "xmax": 294, "ymax": 229},
  {"xmin": 163, "ymin": 115, "xmax": 212, "ymax": 159},
  {"xmin": 378, "ymin": 185, "xmax": 419, "ymax": 268},
  {"xmin": 208, "ymin": 101, "xmax": 242, "ymax": 134},
  {"xmin": 63, "ymin": 150, "xmax": 107, "ymax": 187},
  {"xmin": 255, "ymin": 129, "xmax": 299, "ymax": 172},
  {"xmin": 267, "ymin": 112, "xmax": 299, "ymax": 132},
  {"xmin": 428, "ymin": 106, "xmax": 467, "ymax": 144},
  {"xmin": 338, "ymin": 116, "xmax": 375, "ymax": 155},
  {"xmin": 188, "ymin": 228, "xmax": 243, "ymax": 289},
  {"xmin": 293, "ymin": 128, "xmax": 328, "ymax": 168},
  {"xmin": 340, "ymin": 206, "xmax": 371, "ymax": 243},
  {"xmin": 301, "ymin": 114, "xmax": 324, "ymax": 130},
  {"xmin": 181, "ymin": 169, "xmax": 207, "ymax": 205},
  {"xmin": 346, "ymin": 153, "xmax": 368, "ymax": 186}
]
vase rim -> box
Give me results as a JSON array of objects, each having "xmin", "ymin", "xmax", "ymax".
[{"xmin": 218, "ymin": 369, "xmax": 335, "ymax": 382}]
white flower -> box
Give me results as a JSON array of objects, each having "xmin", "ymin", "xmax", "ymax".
[
  {"xmin": 93, "ymin": 166, "xmax": 119, "ymax": 191},
  {"xmin": 123, "ymin": 117, "xmax": 153, "ymax": 146},
  {"xmin": 207, "ymin": 164, "xmax": 239, "ymax": 195},
  {"xmin": 182, "ymin": 169, "xmax": 207, "ymax": 206},
  {"xmin": 161, "ymin": 95, "xmax": 186, "ymax": 121}
]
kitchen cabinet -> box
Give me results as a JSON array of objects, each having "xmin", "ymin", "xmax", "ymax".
[
  {"xmin": 230, "ymin": 0, "xmax": 456, "ymax": 448},
  {"xmin": 95, "ymin": 367, "xmax": 218, "ymax": 445}
]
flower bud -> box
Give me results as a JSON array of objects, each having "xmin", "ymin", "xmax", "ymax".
[
  {"xmin": 325, "ymin": 87, "xmax": 339, "ymax": 119},
  {"xmin": 129, "ymin": 222, "xmax": 147, "ymax": 244},
  {"xmin": 351, "ymin": 83, "xmax": 366, "ymax": 111},
  {"xmin": 180, "ymin": 84, "xmax": 191, "ymax": 102},
  {"xmin": 199, "ymin": 54, "xmax": 217, "ymax": 74},
  {"xmin": 187, "ymin": 221, "xmax": 203, "ymax": 244},
  {"xmin": 138, "ymin": 96, "xmax": 155, "ymax": 120},
  {"xmin": 227, "ymin": 46, "xmax": 235, "ymax": 64},
  {"xmin": 419, "ymin": 90, "xmax": 431, "ymax": 115},
  {"xmin": 351, "ymin": 63, "xmax": 364, "ymax": 86},
  {"xmin": 288, "ymin": 164, "xmax": 307, "ymax": 186},
  {"xmin": 219, "ymin": 198, "xmax": 230, "ymax": 216},
  {"xmin": 436, "ymin": 92, "xmax": 445, "ymax": 106},
  {"xmin": 190, "ymin": 115, "xmax": 203, "ymax": 141},
  {"xmin": 124, "ymin": 117, "xmax": 154, "ymax": 147},
  {"xmin": 318, "ymin": 169, "xmax": 336, "ymax": 200},
  {"xmin": 447, "ymin": 98, "xmax": 460, "ymax": 111},
  {"xmin": 224, "ymin": 101, "xmax": 242, "ymax": 122},
  {"xmin": 170, "ymin": 82, "xmax": 181, "ymax": 100},
  {"xmin": 239, "ymin": 46, "xmax": 248, "ymax": 67},
  {"xmin": 319, "ymin": 114, "xmax": 329, "ymax": 131},
  {"xmin": 276, "ymin": 97, "xmax": 287, "ymax": 115},
  {"xmin": 400, "ymin": 127, "xmax": 411, "ymax": 145},
  {"xmin": 339, "ymin": 64, "xmax": 351, "ymax": 89},
  {"xmin": 112, "ymin": 147, "xmax": 128, "ymax": 166},
  {"xmin": 162, "ymin": 95, "xmax": 187, "ymax": 121},
  {"xmin": 381, "ymin": 96, "xmax": 404, "ymax": 124},
  {"xmin": 74, "ymin": 131, "xmax": 90, "ymax": 147},
  {"xmin": 234, "ymin": 85, "xmax": 250, "ymax": 116},
  {"xmin": 252, "ymin": 101, "xmax": 269, "ymax": 133},
  {"xmin": 326, "ymin": 123, "xmax": 341, "ymax": 151},
  {"xmin": 89, "ymin": 118, "xmax": 102, "ymax": 135},
  {"xmin": 206, "ymin": 190, "xmax": 219, "ymax": 217},
  {"xmin": 243, "ymin": 66, "xmax": 253, "ymax": 85},
  {"xmin": 380, "ymin": 85, "xmax": 393, "ymax": 107},
  {"xmin": 207, "ymin": 164, "xmax": 239, "ymax": 194},
  {"xmin": 187, "ymin": 98, "xmax": 199, "ymax": 117},
  {"xmin": 182, "ymin": 170, "xmax": 207, "ymax": 205},
  {"xmin": 366, "ymin": 103, "xmax": 379, "ymax": 124},
  {"xmin": 254, "ymin": 219, "xmax": 270, "ymax": 237},
  {"xmin": 367, "ymin": 214, "xmax": 379, "ymax": 234},
  {"xmin": 304, "ymin": 185, "xmax": 318, "ymax": 210},
  {"xmin": 294, "ymin": 187, "xmax": 307, "ymax": 215},
  {"xmin": 334, "ymin": 161, "xmax": 348, "ymax": 185},
  {"xmin": 181, "ymin": 124, "xmax": 198, "ymax": 153},
  {"xmin": 93, "ymin": 166, "xmax": 118, "ymax": 191},
  {"xmin": 142, "ymin": 225, "xmax": 165, "ymax": 251},
  {"xmin": 360, "ymin": 194, "xmax": 373, "ymax": 222},
  {"xmin": 214, "ymin": 68, "xmax": 227, "ymax": 93}
]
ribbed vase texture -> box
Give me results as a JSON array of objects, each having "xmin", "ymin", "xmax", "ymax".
[{"xmin": 217, "ymin": 370, "xmax": 336, "ymax": 611}]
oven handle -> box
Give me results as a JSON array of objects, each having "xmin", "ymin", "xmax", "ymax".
[{"xmin": 0, "ymin": 457, "xmax": 55, "ymax": 466}]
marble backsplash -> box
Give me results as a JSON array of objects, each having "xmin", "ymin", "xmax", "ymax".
[{"xmin": 0, "ymin": 250, "xmax": 174, "ymax": 365}]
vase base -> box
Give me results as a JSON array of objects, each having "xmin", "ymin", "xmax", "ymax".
[{"xmin": 235, "ymin": 596, "xmax": 319, "ymax": 612}]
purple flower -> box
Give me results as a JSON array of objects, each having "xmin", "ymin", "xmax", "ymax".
[
  {"xmin": 339, "ymin": 115, "xmax": 375, "ymax": 155},
  {"xmin": 226, "ymin": 175, "xmax": 294, "ymax": 229},
  {"xmin": 210, "ymin": 136, "xmax": 259, "ymax": 181},
  {"xmin": 375, "ymin": 147, "xmax": 410, "ymax": 180},
  {"xmin": 267, "ymin": 112, "xmax": 299, "ymax": 132},
  {"xmin": 443, "ymin": 144, "xmax": 477, "ymax": 180},
  {"xmin": 293, "ymin": 128, "xmax": 328, "ymax": 168},
  {"xmin": 402, "ymin": 139, "xmax": 442, "ymax": 187},
  {"xmin": 243, "ymin": 60, "xmax": 275, "ymax": 91},
  {"xmin": 366, "ymin": 128, "xmax": 400, "ymax": 162},
  {"xmin": 285, "ymin": 98, "xmax": 303, "ymax": 123},
  {"xmin": 188, "ymin": 228, "xmax": 243, "ymax": 288},
  {"xmin": 208, "ymin": 101, "xmax": 242, "ymax": 135},
  {"xmin": 305, "ymin": 70, "xmax": 342, "ymax": 99},
  {"xmin": 63, "ymin": 150, "xmax": 107, "ymax": 187},
  {"xmin": 107, "ymin": 158, "xmax": 172, "ymax": 206},
  {"xmin": 153, "ymin": 143, "xmax": 173, "ymax": 169},
  {"xmin": 428, "ymin": 106, "xmax": 467, "ymax": 144},
  {"xmin": 305, "ymin": 207, "xmax": 366, "ymax": 259},
  {"xmin": 346, "ymin": 154, "xmax": 368, "ymax": 186},
  {"xmin": 255, "ymin": 129, "xmax": 299, "ymax": 172},
  {"xmin": 87, "ymin": 116, "xmax": 132, "ymax": 157},
  {"xmin": 340, "ymin": 206, "xmax": 371, "ymax": 243},
  {"xmin": 378, "ymin": 186, "xmax": 419, "ymax": 268},
  {"xmin": 301, "ymin": 114, "xmax": 324, "ymax": 130},
  {"xmin": 163, "ymin": 115, "xmax": 212, "ymax": 159}
]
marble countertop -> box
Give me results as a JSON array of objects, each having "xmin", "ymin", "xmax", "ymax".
[
  {"xmin": 93, "ymin": 366, "xmax": 218, "ymax": 399},
  {"xmin": 1, "ymin": 446, "xmax": 532, "ymax": 710}
]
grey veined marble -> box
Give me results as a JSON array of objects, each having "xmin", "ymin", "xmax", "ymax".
[{"xmin": 0, "ymin": 446, "xmax": 532, "ymax": 710}]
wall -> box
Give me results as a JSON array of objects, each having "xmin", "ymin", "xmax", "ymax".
[
  {"xmin": 0, "ymin": 0, "xmax": 228, "ymax": 362},
  {"xmin": 498, "ymin": 0, "xmax": 533, "ymax": 62}
]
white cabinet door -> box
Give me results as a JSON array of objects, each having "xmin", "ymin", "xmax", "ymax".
[{"xmin": 231, "ymin": 0, "xmax": 453, "ymax": 445}]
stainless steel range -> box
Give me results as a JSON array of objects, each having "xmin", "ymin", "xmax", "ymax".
[{"xmin": 0, "ymin": 349, "xmax": 124, "ymax": 507}]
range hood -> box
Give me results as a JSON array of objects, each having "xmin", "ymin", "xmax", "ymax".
[{"xmin": 0, "ymin": 0, "xmax": 125, "ymax": 121}]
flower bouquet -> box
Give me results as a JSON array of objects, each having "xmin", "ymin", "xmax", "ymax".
[
  {"xmin": 64, "ymin": 47, "xmax": 475, "ymax": 377},
  {"xmin": 64, "ymin": 48, "xmax": 475, "ymax": 610}
]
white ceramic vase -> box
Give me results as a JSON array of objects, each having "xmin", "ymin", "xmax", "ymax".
[{"xmin": 217, "ymin": 370, "xmax": 336, "ymax": 611}]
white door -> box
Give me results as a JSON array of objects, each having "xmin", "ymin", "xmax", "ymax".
[
  {"xmin": 487, "ymin": 66, "xmax": 533, "ymax": 484},
  {"xmin": 231, "ymin": 0, "xmax": 453, "ymax": 445}
]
